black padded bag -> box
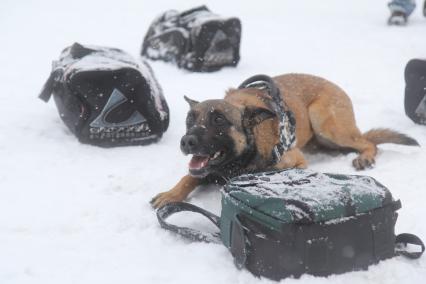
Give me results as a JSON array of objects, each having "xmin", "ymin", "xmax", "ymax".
[
  {"xmin": 141, "ymin": 5, "xmax": 241, "ymax": 72},
  {"xmin": 404, "ymin": 58, "xmax": 426, "ymax": 125},
  {"xmin": 157, "ymin": 169, "xmax": 424, "ymax": 280},
  {"xmin": 39, "ymin": 43, "xmax": 169, "ymax": 147}
]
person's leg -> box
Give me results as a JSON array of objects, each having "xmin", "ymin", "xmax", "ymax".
[
  {"xmin": 389, "ymin": 0, "xmax": 416, "ymax": 16},
  {"xmin": 388, "ymin": 0, "xmax": 416, "ymax": 25}
]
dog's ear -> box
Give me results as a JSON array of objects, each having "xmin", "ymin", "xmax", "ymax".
[
  {"xmin": 184, "ymin": 95, "xmax": 199, "ymax": 108},
  {"xmin": 243, "ymin": 106, "xmax": 276, "ymax": 128},
  {"xmin": 225, "ymin": 88, "xmax": 237, "ymax": 95}
]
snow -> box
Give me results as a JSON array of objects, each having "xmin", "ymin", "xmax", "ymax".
[
  {"xmin": 0, "ymin": 0, "xmax": 425, "ymax": 283},
  {"xmin": 58, "ymin": 44, "xmax": 138, "ymax": 73},
  {"xmin": 227, "ymin": 169, "xmax": 389, "ymax": 222}
]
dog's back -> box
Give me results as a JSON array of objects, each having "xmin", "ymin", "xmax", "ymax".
[{"xmin": 228, "ymin": 73, "xmax": 418, "ymax": 170}]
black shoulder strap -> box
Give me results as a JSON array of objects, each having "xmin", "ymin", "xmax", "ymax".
[
  {"xmin": 395, "ymin": 233, "xmax": 425, "ymax": 259},
  {"xmin": 156, "ymin": 202, "xmax": 221, "ymax": 243}
]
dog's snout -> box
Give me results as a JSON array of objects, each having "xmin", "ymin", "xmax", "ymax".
[{"xmin": 181, "ymin": 135, "xmax": 199, "ymax": 154}]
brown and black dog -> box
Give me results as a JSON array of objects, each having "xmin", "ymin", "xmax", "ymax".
[{"xmin": 151, "ymin": 73, "xmax": 419, "ymax": 208}]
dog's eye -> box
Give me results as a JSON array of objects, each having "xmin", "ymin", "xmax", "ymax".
[
  {"xmin": 186, "ymin": 113, "xmax": 195, "ymax": 125},
  {"xmin": 212, "ymin": 114, "xmax": 226, "ymax": 126}
]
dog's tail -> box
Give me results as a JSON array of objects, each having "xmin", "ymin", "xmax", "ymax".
[{"xmin": 363, "ymin": 128, "xmax": 419, "ymax": 146}]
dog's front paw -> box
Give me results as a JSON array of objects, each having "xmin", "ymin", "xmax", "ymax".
[
  {"xmin": 352, "ymin": 156, "xmax": 375, "ymax": 170},
  {"xmin": 150, "ymin": 191, "xmax": 184, "ymax": 209}
]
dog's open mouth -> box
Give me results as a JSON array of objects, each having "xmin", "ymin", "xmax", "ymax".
[{"xmin": 189, "ymin": 150, "xmax": 226, "ymax": 173}]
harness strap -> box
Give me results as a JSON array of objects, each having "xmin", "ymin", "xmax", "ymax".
[
  {"xmin": 395, "ymin": 233, "xmax": 425, "ymax": 259},
  {"xmin": 156, "ymin": 202, "xmax": 221, "ymax": 243},
  {"xmin": 238, "ymin": 74, "xmax": 296, "ymax": 164}
]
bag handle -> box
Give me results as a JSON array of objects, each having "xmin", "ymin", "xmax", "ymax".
[
  {"xmin": 38, "ymin": 68, "xmax": 63, "ymax": 102},
  {"xmin": 179, "ymin": 5, "xmax": 210, "ymax": 18},
  {"xmin": 395, "ymin": 233, "xmax": 425, "ymax": 259},
  {"xmin": 156, "ymin": 202, "xmax": 221, "ymax": 243}
]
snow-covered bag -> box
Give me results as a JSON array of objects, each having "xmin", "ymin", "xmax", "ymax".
[
  {"xmin": 141, "ymin": 5, "xmax": 241, "ymax": 72},
  {"xmin": 157, "ymin": 169, "xmax": 424, "ymax": 280},
  {"xmin": 405, "ymin": 58, "xmax": 426, "ymax": 125},
  {"xmin": 39, "ymin": 43, "xmax": 169, "ymax": 147}
]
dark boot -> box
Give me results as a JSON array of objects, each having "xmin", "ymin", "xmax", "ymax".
[{"xmin": 388, "ymin": 11, "xmax": 408, "ymax": 25}]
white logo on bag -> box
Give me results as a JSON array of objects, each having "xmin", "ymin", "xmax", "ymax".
[
  {"xmin": 415, "ymin": 94, "xmax": 426, "ymax": 119},
  {"xmin": 203, "ymin": 30, "xmax": 234, "ymax": 67},
  {"xmin": 89, "ymin": 88, "xmax": 152, "ymax": 140},
  {"xmin": 90, "ymin": 88, "xmax": 146, "ymax": 128}
]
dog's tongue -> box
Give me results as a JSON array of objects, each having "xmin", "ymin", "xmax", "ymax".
[{"xmin": 189, "ymin": 155, "xmax": 209, "ymax": 170}]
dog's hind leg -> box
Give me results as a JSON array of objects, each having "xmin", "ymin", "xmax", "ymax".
[{"xmin": 307, "ymin": 95, "xmax": 377, "ymax": 170}]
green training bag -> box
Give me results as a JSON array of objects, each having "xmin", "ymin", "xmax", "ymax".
[{"xmin": 157, "ymin": 169, "xmax": 424, "ymax": 280}]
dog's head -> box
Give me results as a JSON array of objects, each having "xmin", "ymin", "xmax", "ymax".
[{"xmin": 181, "ymin": 94, "xmax": 276, "ymax": 178}]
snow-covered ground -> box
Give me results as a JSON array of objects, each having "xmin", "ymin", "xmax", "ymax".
[{"xmin": 1, "ymin": 0, "xmax": 425, "ymax": 283}]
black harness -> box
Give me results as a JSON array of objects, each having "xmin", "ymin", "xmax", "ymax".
[{"xmin": 238, "ymin": 74, "xmax": 296, "ymax": 165}]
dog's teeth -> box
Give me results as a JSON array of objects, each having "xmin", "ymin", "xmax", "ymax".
[{"xmin": 213, "ymin": 151, "xmax": 221, "ymax": 159}]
